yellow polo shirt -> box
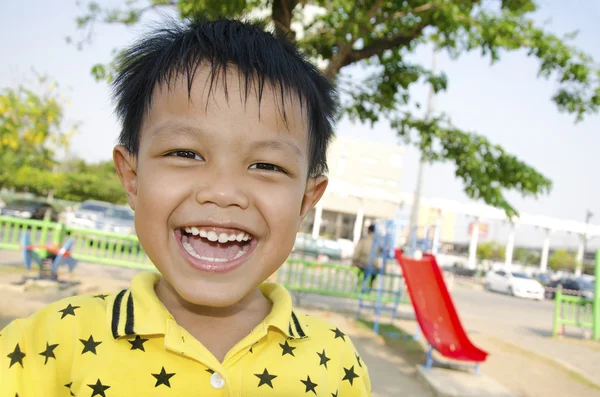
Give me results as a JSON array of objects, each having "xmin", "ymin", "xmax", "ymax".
[{"xmin": 1, "ymin": 272, "xmax": 371, "ymax": 396}]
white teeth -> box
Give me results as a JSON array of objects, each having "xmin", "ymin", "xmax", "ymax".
[
  {"xmin": 207, "ymin": 231, "xmax": 219, "ymax": 242},
  {"xmin": 183, "ymin": 227, "xmax": 252, "ymax": 243}
]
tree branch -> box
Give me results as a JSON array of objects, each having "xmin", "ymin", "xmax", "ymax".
[
  {"xmin": 272, "ymin": 0, "xmax": 300, "ymax": 41},
  {"xmin": 340, "ymin": 23, "xmax": 428, "ymax": 68},
  {"xmin": 324, "ymin": 0, "xmax": 384, "ymax": 79}
]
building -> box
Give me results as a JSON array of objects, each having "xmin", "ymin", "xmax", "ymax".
[{"xmin": 300, "ymin": 136, "xmax": 405, "ymax": 243}]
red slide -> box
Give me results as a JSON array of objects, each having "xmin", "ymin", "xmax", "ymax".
[{"xmin": 394, "ymin": 249, "xmax": 488, "ymax": 363}]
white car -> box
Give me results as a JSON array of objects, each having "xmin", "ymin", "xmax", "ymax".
[
  {"xmin": 484, "ymin": 270, "xmax": 545, "ymax": 300},
  {"xmin": 63, "ymin": 200, "xmax": 113, "ymax": 230}
]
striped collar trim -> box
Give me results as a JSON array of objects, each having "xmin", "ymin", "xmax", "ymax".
[{"xmin": 107, "ymin": 273, "xmax": 309, "ymax": 340}]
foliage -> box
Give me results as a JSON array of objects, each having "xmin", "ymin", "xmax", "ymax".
[
  {"xmin": 548, "ymin": 249, "xmax": 576, "ymax": 271},
  {"xmin": 0, "ymin": 78, "xmax": 77, "ymax": 190},
  {"xmin": 513, "ymin": 247, "xmax": 539, "ymax": 265},
  {"xmin": 72, "ymin": 0, "xmax": 600, "ymax": 216},
  {"xmin": 54, "ymin": 160, "xmax": 127, "ymax": 204},
  {"xmin": 477, "ymin": 241, "xmax": 505, "ymax": 261}
]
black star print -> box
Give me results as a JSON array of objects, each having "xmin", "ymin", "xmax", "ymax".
[
  {"xmin": 152, "ymin": 366, "xmax": 175, "ymax": 388},
  {"xmin": 254, "ymin": 368, "xmax": 277, "ymax": 388},
  {"xmin": 65, "ymin": 382, "xmax": 75, "ymax": 396},
  {"xmin": 88, "ymin": 379, "xmax": 110, "ymax": 397},
  {"xmin": 279, "ymin": 340, "xmax": 296, "ymax": 357},
  {"xmin": 301, "ymin": 375, "xmax": 318, "ymax": 395},
  {"xmin": 58, "ymin": 303, "xmax": 80, "ymax": 319},
  {"xmin": 331, "ymin": 391, "xmax": 339, "ymax": 397},
  {"xmin": 79, "ymin": 335, "xmax": 102, "ymax": 355},
  {"xmin": 342, "ymin": 365, "xmax": 360, "ymax": 385},
  {"xmin": 317, "ymin": 349, "xmax": 331, "ymax": 369},
  {"xmin": 330, "ymin": 327, "xmax": 346, "ymax": 341},
  {"xmin": 7, "ymin": 343, "xmax": 25, "ymax": 368},
  {"xmin": 39, "ymin": 342, "xmax": 59, "ymax": 365},
  {"xmin": 355, "ymin": 352, "xmax": 363, "ymax": 368},
  {"xmin": 93, "ymin": 294, "xmax": 109, "ymax": 300},
  {"xmin": 128, "ymin": 335, "xmax": 149, "ymax": 352}
]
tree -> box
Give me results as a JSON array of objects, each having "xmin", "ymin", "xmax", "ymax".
[
  {"xmin": 54, "ymin": 160, "xmax": 127, "ymax": 204},
  {"xmin": 548, "ymin": 249, "xmax": 576, "ymax": 271},
  {"xmin": 73, "ymin": 0, "xmax": 600, "ymax": 216},
  {"xmin": 0, "ymin": 77, "xmax": 77, "ymax": 191},
  {"xmin": 513, "ymin": 247, "xmax": 539, "ymax": 265},
  {"xmin": 477, "ymin": 241, "xmax": 505, "ymax": 262}
]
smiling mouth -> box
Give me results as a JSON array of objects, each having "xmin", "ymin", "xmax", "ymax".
[{"xmin": 177, "ymin": 226, "xmax": 255, "ymax": 266}]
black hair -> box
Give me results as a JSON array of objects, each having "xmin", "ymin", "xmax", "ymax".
[
  {"xmin": 368, "ymin": 224, "xmax": 375, "ymax": 234},
  {"xmin": 111, "ymin": 17, "xmax": 338, "ymax": 177}
]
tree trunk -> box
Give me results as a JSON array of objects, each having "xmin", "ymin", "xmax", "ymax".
[{"xmin": 272, "ymin": 0, "xmax": 299, "ymax": 41}]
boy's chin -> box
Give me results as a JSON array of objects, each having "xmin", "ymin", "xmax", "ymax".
[{"xmin": 174, "ymin": 279, "xmax": 260, "ymax": 309}]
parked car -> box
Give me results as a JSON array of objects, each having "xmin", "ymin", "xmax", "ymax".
[
  {"xmin": 63, "ymin": 200, "xmax": 113, "ymax": 230},
  {"xmin": 95, "ymin": 205, "xmax": 135, "ymax": 235},
  {"xmin": 484, "ymin": 270, "xmax": 545, "ymax": 300},
  {"xmin": 545, "ymin": 278, "xmax": 595, "ymax": 300},
  {"xmin": 0, "ymin": 199, "xmax": 59, "ymax": 221},
  {"xmin": 89, "ymin": 205, "xmax": 138, "ymax": 251}
]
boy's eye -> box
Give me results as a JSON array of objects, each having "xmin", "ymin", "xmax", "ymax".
[
  {"xmin": 249, "ymin": 163, "xmax": 287, "ymax": 174},
  {"xmin": 167, "ymin": 150, "xmax": 203, "ymax": 160}
]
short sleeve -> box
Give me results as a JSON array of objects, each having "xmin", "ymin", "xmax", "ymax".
[
  {"xmin": 337, "ymin": 337, "xmax": 372, "ymax": 396},
  {"xmin": 0, "ymin": 319, "xmax": 34, "ymax": 396}
]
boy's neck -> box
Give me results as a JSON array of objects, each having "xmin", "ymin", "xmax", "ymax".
[{"xmin": 154, "ymin": 278, "xmax": 272, "ymax": 361}]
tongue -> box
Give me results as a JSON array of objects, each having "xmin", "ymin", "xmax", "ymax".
[{"xmin": 183, "ymin": 234, "xmax": 245, "ymax": 260}]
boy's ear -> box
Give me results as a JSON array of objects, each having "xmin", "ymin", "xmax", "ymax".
[
  {"xmin": 299, "ymin": 175, "xmax": 328, "ymax": 224},
  {"xmin": 113, "ymin": 145, "xmax": 138, "ymax": 210}
]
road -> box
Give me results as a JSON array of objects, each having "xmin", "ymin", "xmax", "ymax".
[{"xmin": 451, "ymin": 286, "xmax": 556, "ymax": 338}]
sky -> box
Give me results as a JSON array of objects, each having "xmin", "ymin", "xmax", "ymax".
[{"xmin": 1, "ymin": 0, "xmax": 599, "ymax": 241}]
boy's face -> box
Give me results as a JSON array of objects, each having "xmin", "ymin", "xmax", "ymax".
[{"xmin": 114, "ymin": 68, "xmax": 327, "ymax": 308}]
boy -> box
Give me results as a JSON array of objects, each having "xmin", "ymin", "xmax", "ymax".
[{"xmin": 1, "ymin": 18, "xmax": 371, "ymax": 396}]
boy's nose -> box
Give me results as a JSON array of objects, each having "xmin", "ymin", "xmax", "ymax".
[{"xmin": 194, "ymin": 172, "xmax": 250, "ymax": 209}]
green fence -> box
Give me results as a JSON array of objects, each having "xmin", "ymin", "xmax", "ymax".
[
  {"xmin": 0, "ymin": 216, "xmax": 153, "ymax": 270},
  {"xmin": 1, "ymin": 216, "xmax": 410, "ymax": 304},
  {"xmin": 552, "ymin": 249, "xmax": 600, "ymax": 341},
  {"xmin": 277, "ymin": 258, "xmax": 409, "ymax": 303}
]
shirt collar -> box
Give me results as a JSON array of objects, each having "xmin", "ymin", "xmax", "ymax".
[
  {"xmin": 260, "ymin": 282, "xmax": 310, "ymax": 340},
  {"xmin": 107, "ymin": 272, "xmax": 309, "ymax": 340}
]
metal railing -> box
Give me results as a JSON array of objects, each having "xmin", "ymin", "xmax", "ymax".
[
  {"xmin": 552, "ymin": 250, "xmax": 599, "ymax": 341},
  {"xmin": 1, "ymin": 215, "xmax": 412, "ymax": 304},
  {"xmin": 278, "ymin": 258, "xmax": 410, "ymax": 303},
  {"xmin": 0, "ymin": 216, "xmax": 153, "ymax": 270}
]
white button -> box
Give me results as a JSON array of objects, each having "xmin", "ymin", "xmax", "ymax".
[{"xmin": 210, "ymin": 372, "xmax": 225, "ymax": 389}]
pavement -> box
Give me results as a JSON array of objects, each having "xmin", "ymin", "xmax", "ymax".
[{"xmin": 1, "ymin": 249, "xmax": 600, "ymax": 396}]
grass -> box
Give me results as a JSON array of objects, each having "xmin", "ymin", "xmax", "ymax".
[{"xmin": 355, "ymin": 319, "xmax": 427, "ymax": 366}]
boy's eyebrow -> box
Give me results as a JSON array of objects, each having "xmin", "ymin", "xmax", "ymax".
[
  {"xmin": 148, "ymin": 122, "xmax": 304, "ymax": 157},
  {"xmin": 249, "ymin": 139, "xmax": 304, "ymax": 158}
]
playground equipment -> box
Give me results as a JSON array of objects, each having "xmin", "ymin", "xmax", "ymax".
[
  {"xmin": 356, "ymin": 219, "xmax": 407, "ymax": 335},
  {"xmin": 16, "ymin": 231, "xmax": 79, "ymax": 287},
  {"xmin": 394, "ymin": 249, "xmax": 488, "ymax": 373},
  {"xmin": 553, "ymin": 249, "xmax": 600, "ymax": 341}
]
